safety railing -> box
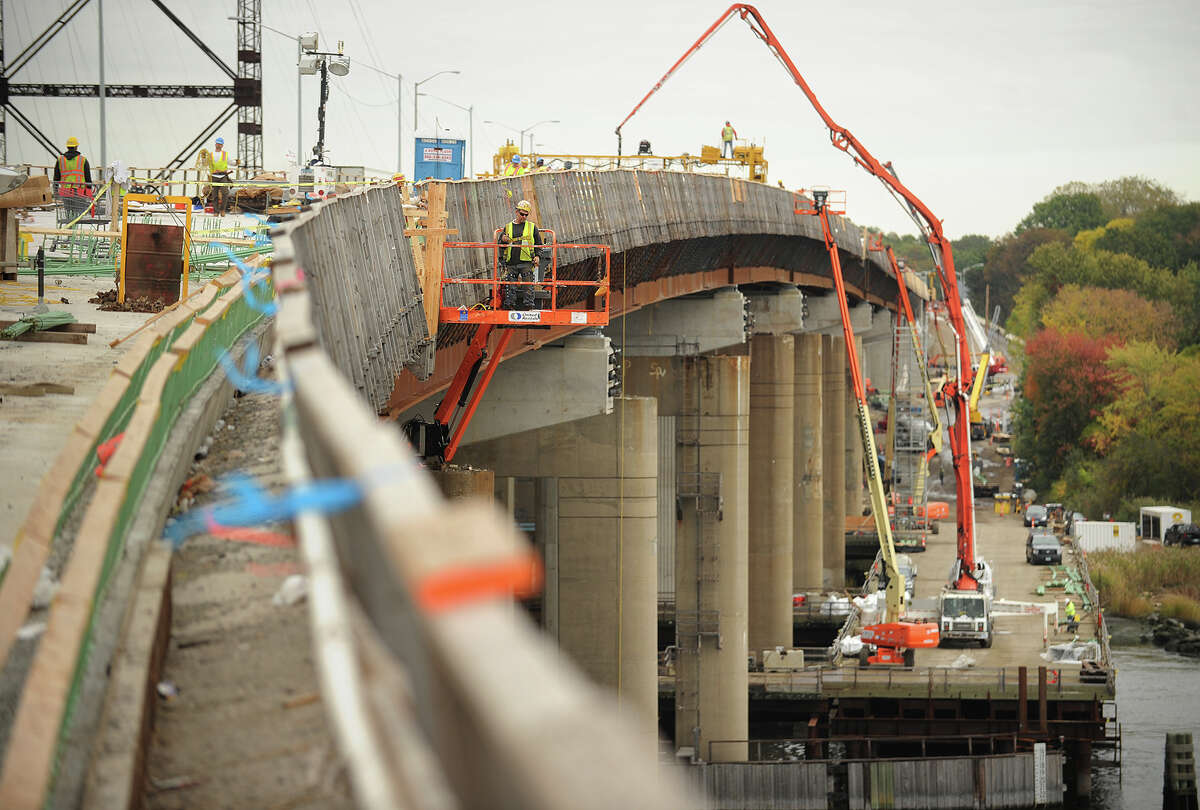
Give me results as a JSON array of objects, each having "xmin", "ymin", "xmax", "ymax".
[
  {"xmin": 708, "ymin": 732, "xmax": 1032, "ymax": 763},
  {"xmin": 755, "ymin": 661, "xmax": 1113, "ymax": 699},
  {"xmin": 270, "ymin": 197, "xmax": 696, "ymax": 809},
  {"xmin": 440, "ymin": 231, "xmax": 611, "ymax": 327}
]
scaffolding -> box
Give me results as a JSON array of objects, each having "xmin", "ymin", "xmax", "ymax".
[{"xmin": 891, "ymin": 321, "xmax": 932, "ymax": 551}]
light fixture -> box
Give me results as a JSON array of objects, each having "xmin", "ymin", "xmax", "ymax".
[
  {"xmin": 299, "ymin": 32, "xmax": 318, "ymax": 51},
  {"xmin": 327, "ymin": 55, "xmax": 350, "ymax": 77},
  {"xmin": 298, "ymin": 53, "xmax": 319, "ymax": 75}
]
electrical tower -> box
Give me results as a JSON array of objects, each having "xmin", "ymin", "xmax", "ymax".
[{"xmin": 0, "ymin": 0, "xmax": 263, "ymax": 174}]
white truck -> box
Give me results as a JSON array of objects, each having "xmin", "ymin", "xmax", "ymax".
[
  {"xmin": 1139, "ymin": 506, "xmax": 1192, "ymax": 542},
  {"xmin": 939, "ymin": 559, "xmax": 995, "ymax": 648}
]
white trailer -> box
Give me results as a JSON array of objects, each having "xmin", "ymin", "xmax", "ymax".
[
  {"xmin": 1139, "ymin": 506, "xmax": 1193, "ymax": 542},
  {"xmin": 1073, "ymin": 521, "xmax": 1136, "ymax": 553}
]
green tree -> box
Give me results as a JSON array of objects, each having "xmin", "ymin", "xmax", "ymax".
[
  {"xmin": 1047, "ymin": 176, "xmax": 1181, "ymax": 221},
  {"xmin": 1017, "ymin": 192, "xmax": 1106, "ymax": 236},
  {"xmin": 986, "ymin": 229, "xmax": 1071, "ymax": 333},
  {"xmin": 1025, "ymin": 242, "xmax": 1183, "ymax": 302},
  {"xmin": 1095, "ymin": 202, "xmax": 1200, "ymax": 271},
  {"xmin": 1041, "ymin": 284, "xmax": 1177, "ymax": 347}
]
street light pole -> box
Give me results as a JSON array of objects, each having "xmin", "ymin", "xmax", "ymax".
[{"xmin": 413, "ymin": 70, "xmax": 461, "ymax": 133}]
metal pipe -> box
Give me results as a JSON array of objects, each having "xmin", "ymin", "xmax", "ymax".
[
  {"xmin": 296, "ymin": 35, "xmax": 302, "ymax": 167},
  {"xmin": 396, "ymin": 73, "xmax": 403, "ymax": 175},
  {"xmin": 98, "ymin": 0, "xmax": 106, "ymax": 168}
]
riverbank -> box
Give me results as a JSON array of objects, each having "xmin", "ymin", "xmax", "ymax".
[{"xmin": 1089, "ymin": 546, "xmax": 1200, "ymax": 656}]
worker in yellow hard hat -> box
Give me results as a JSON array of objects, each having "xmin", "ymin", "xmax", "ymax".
[
  {"xmin": 54, "ymin": 136, "xmax": 93, "ymax": 199},
  {"xmin": 496, "ymin": 199, "xmax": 546, "ymax": 310},
  {"xmin": 208, "ymin": 136, "xmax": 234, "ymax": 215}
]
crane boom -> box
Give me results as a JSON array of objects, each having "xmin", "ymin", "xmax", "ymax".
[{"xmin": 615, "ymin": 3, "xmax": 981, "ymax": 591}]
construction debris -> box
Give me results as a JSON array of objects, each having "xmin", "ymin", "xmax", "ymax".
[{"xmin": 90, "ymin": 287, "xmax": 168, "ymax": 313}]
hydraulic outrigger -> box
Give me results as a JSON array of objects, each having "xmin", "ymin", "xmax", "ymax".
[{"xmin": 796, "ymin": 189, "xmax": 938, "ymax": 665}]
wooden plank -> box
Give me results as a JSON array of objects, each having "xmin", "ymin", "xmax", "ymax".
[
  {"xmin": 3, "ymin": 330, "xmax": 87, "ymax": 345},
  {"xmin": 0, "ymin": 320, "xmax": 97, "ymax": 334},
  {"xmin": 420, "ymin": 182, "xmax": 448, "ymax": 336}
]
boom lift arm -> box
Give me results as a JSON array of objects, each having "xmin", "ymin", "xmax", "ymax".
[
  {"xmin": 615, "ymin": 3, "xmax": 981, "ymax": 591},
  {"xmin": 798, "ymin": 190, "xmax": 938, "ymax": 664}
]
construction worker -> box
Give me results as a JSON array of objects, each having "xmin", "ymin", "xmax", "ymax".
[
  {"xmin": 54, "ymin": 137, "xmax": 93, "ymax": 199},
  {"xmin": 496, "ymin": 199, "xmax": 546, "ymax": 310},
  {"xmin": 535, "ymin": 158, "xmax": 546, "ymax": 172},
  {"xmin": 1064, "ymin": 599, "xmax": 1078, "ymax": 633},
  {"xmin": 721, "ymin": 120, "xmax": 738, "ymax": 158},
  {"xmin": 502, "ymin": 154, "xmax": 522, "ymax": 177},
  {"xmin": 208, "ymin": 136, "xmax": 233, "ymax": 215}
]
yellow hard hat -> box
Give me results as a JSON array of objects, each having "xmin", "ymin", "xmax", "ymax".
[
  {"xmin": 66, "ymin": 136, "xmax": 79, "ymax": 148},
  {"xmin": 515, "ymin": 200, "xmax": 532, "ymax": 213}
]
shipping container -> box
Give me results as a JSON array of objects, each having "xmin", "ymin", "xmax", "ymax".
[
  {"xmin": 1138, "ymin": 506, "xmax": 1192, "ymax": 541},
  {"xmin": 413, "ymin": 137, "xmax": 466, "ymax": 180},
  {"xmin": 1073, "ymin": 521, "xmax": 1136, "ymax": 553}
]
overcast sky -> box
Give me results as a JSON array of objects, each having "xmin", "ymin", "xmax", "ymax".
[{"xmin": 6, "ymin": 0, "xmax": 1199, "ymax": 237}]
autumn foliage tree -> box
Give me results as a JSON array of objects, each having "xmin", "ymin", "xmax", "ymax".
[{"xmin": 1012, "ymin": 329, "xmax": 1119, "ymax": 490}]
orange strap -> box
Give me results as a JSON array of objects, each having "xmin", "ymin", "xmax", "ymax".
[{"xmin": 416, "ymin": 552, "xmax": 544, "ymax": 613}]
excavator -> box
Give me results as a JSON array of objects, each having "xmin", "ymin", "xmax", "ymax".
[{"xmin": 615, "ymin": 2, "xmax": 993, "ymax": 657}]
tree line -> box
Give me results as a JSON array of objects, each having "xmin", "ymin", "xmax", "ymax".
[{"xmin": 877, "ymin": 176, "xmax": 1200, "ymax": 519}]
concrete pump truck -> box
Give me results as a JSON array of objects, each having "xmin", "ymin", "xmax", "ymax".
[{"xmin": 614, "ymin": 2, "xmax": 994, "ymax": 655}]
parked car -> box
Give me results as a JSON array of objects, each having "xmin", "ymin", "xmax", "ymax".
[
  {"xmin": 1065, "ymin": 511, "xmax": 1086, "ymax": 536},
  {"xmin": 1164, "ymin": 523, "xmax": 1200, "ymax": 547},
  {"xmin": 1026, "ymin": 533, "xmax": 1062, "ymax": 565},
  {"xmin": 1024, "ymin": 504, "xmax": 1048, "ymax": 528}
]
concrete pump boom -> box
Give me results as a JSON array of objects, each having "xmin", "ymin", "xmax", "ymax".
[{"xmin": 614, "ymin": 3, "xmax": 981, "ymax": 590}]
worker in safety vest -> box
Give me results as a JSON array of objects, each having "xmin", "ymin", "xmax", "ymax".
[
  {"xmin": 721, "ymin": 120, "xmax": 738, "ymax": 159},
  {"xmin": 496, "ymin": 199, "xmax": 546, "ymax": 310},
  {"xmin": 208, "ymin": 136, "xmax": 233, "ymax": 216},
  {"xmin": 1064, "ymin": 599, "xmax": 1078, "ymax": 633},
  {"xmin": 502, "ymin": 154, "xmax": 522, "ymax": 176},
  {"xmin": 54, "ymin": 137, "xmax": 93, "ymax": 198}
]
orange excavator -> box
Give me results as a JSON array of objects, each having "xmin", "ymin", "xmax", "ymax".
[{"xmin": 616, "ymin": 3, "xmax": 990, "ymax": 657}]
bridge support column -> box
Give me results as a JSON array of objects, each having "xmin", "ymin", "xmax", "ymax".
[
  {"xmin": 793, "ymin": 333, "xmax": 823, "ymax": 594},
  {"xmin": 822, "ymin": 335, "xmax": 846, "ymax": 588},
  {"xmin": 845, "ymin": 335, "xmax": 865, "ymax": 519},
  {"xmin": 624, "ymin": 355, "xmax": 749, "ymax": 763},
  {"xmin": 454, "ymin": 399, "xmax": 659, "ymax": 754},
  {"xmin": 431, "ymin": 466, "xmax": 494, "ymax": 501},
  {"xmin": 748, "ymin": 335, "xmax": 794, "ymax": 663}
]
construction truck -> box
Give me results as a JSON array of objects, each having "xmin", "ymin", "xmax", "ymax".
[
  {"xmin": 938, "ymin": 559, "xmax": 995, "ymax": 647},
  {"xmin": 614, "ymin": 2, "xmax": 993, "ymax": 661},
  {"xmin": 968, "ymin": 353, "xmax": 991, "ymax": 441}
]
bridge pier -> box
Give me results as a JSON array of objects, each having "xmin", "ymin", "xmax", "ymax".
[
  {"xmin": 793, "ymin": 333, "xmax": 824, "ymax": 593},
  {"xmin": 822, "ymin": 334, "xmax": 847, "ymax": 588},
  {"xmin": 747, "ymin": 335, "xmax": 794, "ymax": 663},
  {"xmin": 624, "ymin": 355, "xmax": 749, "ymax": 763},
  {"xmin": 454, "ymin": 399, "xmax": 660, "ymax": 755},
  {"xmin": 845, "ymin": 334, "xmax": 865, "ymax": 520}
]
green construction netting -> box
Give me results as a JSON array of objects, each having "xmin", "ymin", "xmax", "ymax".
[{"xmin": 46, "ymin": 277, "xmax": 273, "ymax": 805}]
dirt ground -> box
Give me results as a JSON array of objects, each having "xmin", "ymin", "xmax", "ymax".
[{"xmin": 142, "ymin": 391, "xmax": 353, "ymax": 810}]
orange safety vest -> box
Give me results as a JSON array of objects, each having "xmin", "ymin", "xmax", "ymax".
[{"xmin": 57, "ymin": 154, "xmax": 91, "ymax": 197}]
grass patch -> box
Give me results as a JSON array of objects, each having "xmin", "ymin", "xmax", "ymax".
[{"xmin": 1088, "ymin": 547, "xmax": 1200, "ymax": 620}]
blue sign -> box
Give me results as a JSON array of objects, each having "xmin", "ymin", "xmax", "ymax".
[{"xmin": 414, "ymin": 137, "xmax": 466, "ymax": 180}]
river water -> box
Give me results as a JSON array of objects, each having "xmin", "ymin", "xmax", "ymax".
[{"xmin": 1091, "ymin": 643, "xmax": 1200, "ymax": 809}]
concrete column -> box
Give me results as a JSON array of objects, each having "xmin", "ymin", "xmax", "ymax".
[
  {"xmin": 793, "ymin": 334, "xmax": 823, "ymax": 593},
  {"xmin": 455, "ymin": 399, "xmax": 659, "ymax": 753},
  {"xmin": 625, "ymin": 355, "xmax": 749, "ymax": 763},
  {"xmin": 822, "ymin": 334, "xmax": 846, "ymax": 588},
  {"xmin": 431, "ymin": 465, "xmax": 494, "ymax": 501},
  {"xmin": 845, "ymin": 335, "xmax": 865, "ymax": 518},
  {"xmin": 748, "ymin": 335, "xmax": 794, "ymax": 663}
]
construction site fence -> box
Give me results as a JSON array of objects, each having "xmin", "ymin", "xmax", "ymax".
[
  {"xmin": 269, "ymin": 212, "xmax": 696, "ymax": 809},
  {"xmin": 0, "ymin": 268, "xmax": 271, "ymax": 808},
  {"xmin": 681, "ymin": 750, "xmax": 1065, "ymax": 810}
]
